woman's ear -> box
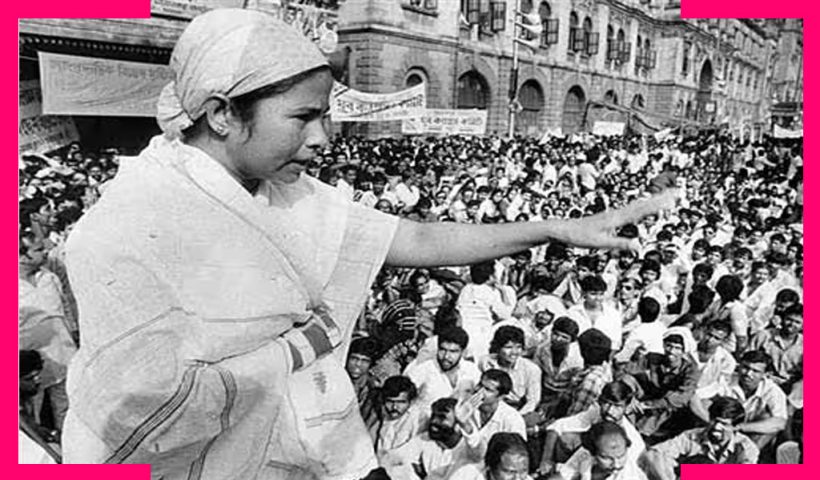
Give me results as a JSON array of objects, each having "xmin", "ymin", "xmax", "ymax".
[{"xmin": 201, "ymin": 94, "xmax": 234, "ymax": 137}]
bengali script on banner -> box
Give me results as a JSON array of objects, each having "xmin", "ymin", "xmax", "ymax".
[
  {"xmin": 401, "ymin": 109, "xmax": 488, "ymax": 136},
  {"xmin": 592, "ymin": 121, "xmax": 626, "ymax": 136},
  {"xmin": 39, "ymin": 52, "xmax": 174, "ymax": 117},
  {"xmin": 331, "ymin": 82, "xmax": 426, "ymax": 122},
  {"xmin": 19, "ymin": 79, "xmax": 79, "ymax": 155}
]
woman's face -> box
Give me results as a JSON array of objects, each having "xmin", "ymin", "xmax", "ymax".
[{"xmin": 225, "ymin": 69, "xmax": 333, "ymax": 185}]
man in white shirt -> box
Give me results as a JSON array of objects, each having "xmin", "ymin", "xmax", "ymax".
[
  {"xmin": 478, "ymin": 326, "xmax": 542, "ymax": 414},
  {"xmin": 691, "ymin": 350, "xmax": 787, "ymax": 450},
  {"xmin": 336, "ymin": 164, "xmax": 357, "ymax": 201},
  {"xmin": 567, "ymin": 276, "xmax": 623, "ymax": 351},
  {"xmin": 405, "ymin": 327, "xmax": 481, "ymax": 419},
  {"xmin": 538, "ymin": 381, "xmax": 645, "ymax": 476},
  {"xmin": 553, "ymin": 421, "xmax": 648, "ymax": 480},
  {"xmin": 455, "ymin": 369, "xmax": 527, "ymax": 461},
  {"xmin": 616, "ymin": 297, "xmax": 665, "ymax": 363},
  {"xmin": 372, "ymin": 375, "xmax": 425, "ymax": 459},
  {"xmin": 381, "ymin": 397, "xmax": 481, "ymax": 480},
  {"xmin": 457, "ymin": 261, "xmax": 516, "ymax": 360}
]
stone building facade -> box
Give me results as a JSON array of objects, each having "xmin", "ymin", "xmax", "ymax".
[{"xmin": 337, "ymin": 0, "xmax": 779, "ymax": 139}]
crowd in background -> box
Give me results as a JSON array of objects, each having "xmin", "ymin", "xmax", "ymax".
[{"xmin": 19, "ymin": 130, "xmax": 804, "ymax": 479}]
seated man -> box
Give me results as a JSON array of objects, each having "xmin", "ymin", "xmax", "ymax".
[
  {"xmin": 644, "ymin": 396, "xmax": 759, "ymax": 479},
  {"xmin": 449, "ymin": 432, "xmax": 531, "ymax": 480},
  {"xmin": 619, "ymin": 327, "xmax": 700, "ymax": 440},
  {"xmin": 346, "ymin": 337, "xmax": 382, "ymax": 430},
  {"xmin": 478, "ymin": 326, "xmax": 542, "ymax": 414},
  {"xmin": 695, "ymin": 319, "xmax": 737, "ymax": 390},
  {"xmin": 371, "ymin": 375, "xmax": 424, "ymax": 459},
  {"xmin": 405, "ymin": 326, "xmax": 481, "ymax": 420},
  {"xmin": 534, "ymin": 316, "xmax": 584, "ymax": 410},
  {"xmin": 691, "ymin": 350, "xmax": 787, "ymax": 452},
  {"xmin": 562, "ymin": 329, "xmax": 614, "ymax": 418},
  {"xmin": 567, "ymin": 275, "xmax": 623, "ymax": 351},
  {"xmin": 748, "ymin": 303, "xmax": 803, "ymax": 392},
  {"xmin": 380, "ymin": 398, "xmax": 481, "ymax": 480},
  {"xmin": 538, "ymin": 381, "xmax": 645, "ymax": 475},
  {"xmin": 550, "ymin": 421, "xmax": 648, "ymax": 480},
  {"xmin": 616, "ymin": 297, "xmax": 665, "ymax": 362},
  {"xmin": 455, "ymin": 369, "xmax": 528, "ymax": 461}
]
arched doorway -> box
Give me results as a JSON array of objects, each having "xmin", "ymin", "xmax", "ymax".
[
  {"xmin": 562, "ymin": 85, "xmax": 586, "ymax": 134},
  {"xmin": 697, "ymin": 60, "xmax": 714, "ymax": 122},
  {"xmin": 517, "ymin": 80, "xmax": 544, "ymax": 136},
  {"xmin": 456, "ymin": 70, "xmax": 490, "ymax": 109},
  {"xmin": 604, "ymin": 89, "xmax": 618, "ymax": 105},
  {"xmin": 631, "ymin": 94, "xmax": 645, "ymax": 110}
]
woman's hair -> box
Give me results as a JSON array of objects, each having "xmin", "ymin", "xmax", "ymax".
[
  {"xmin": 183, "ymin": 65, "xmax": 331, "ymax": 141},
  {"xmin": 485, "ymin": 432, "xmax": 528, "ymax": 472}
]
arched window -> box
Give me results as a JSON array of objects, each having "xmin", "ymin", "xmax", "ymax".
[
  {"xmin": 518, "ymin": 80, "xmax": 545, "ymax": 134},
  {"xmin": 562, "ymin": 85, "xmax": 586, "ymax": 134},
  {"xmin": 538, "ymin": 1, "xmax": 553, "ymax": 47},
  {"xmin": 604, "ymin": 89, "xmax": 618, "ymax": 105},
  {"xmin": 456, "ymin": 70, "xmax": 489, "ymax": 109},
  {"xmin": 644, "ymin": 38, "xmax": 651, "ymax": 71},
  {"xmin": 568, "ymin": 11, "xmax": 579, "ymax": 53},
  {"xmin": 682, "ymin": 41, "xmax": 691, "ymax": 76},
  {"xmin": 616, "ymin": 28, "xmax": 626, "ymax": 63},
  {"xmin": 405, "ymin": 68, "xmax": 427, "ymax": 89},
  {"xmin": 635, "ymin": 35, "xmax": 642, "ymax": 73},
  {"xmin": 631, "ymin": 94, "xmax": 645, "ymax": 110},
  {"xmin": 582, "ymin": 17, "xmax": 593, "ymax": 55},
  {"xmin": 606, "ymin": 25, "xmax": 615, "ymax": 63}
]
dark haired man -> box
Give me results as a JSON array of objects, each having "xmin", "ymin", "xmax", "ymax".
[{"xmin": 645, "ymin": 396, "xmax": 758, "ymax": 479}]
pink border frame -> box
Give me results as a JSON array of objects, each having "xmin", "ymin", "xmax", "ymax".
[{"xmin": 8, "ymin": 1, "xmax": 810, "ymax": 479}]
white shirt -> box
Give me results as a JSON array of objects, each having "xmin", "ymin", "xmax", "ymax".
[
  {"xmin": 558, "ymin": 447, "xmax": 648, "ymax": 480},
  {"xmin": 382, "ymin": 433, "xmax": 480, "ymax": 480},
  {"xmin": 404, "ymin": 358, "xmax": 481, "ymax": 417},
  {"xmin": 567, "ymin": 303, "xmax": 624, "ymax": 351},
  {"xmin": 457, "ymin": 283, "xmax": 515, "ymax": 359},
  {"xmin": 616, "ymin": 321, "xmax": 666, "ymax": 362},
  {"xmin": 697, "ymin": 346, "xmax": 737, "ymax": 389},
  {"xmin": 477, "ymin": 355, "xmax": 542, "ymax": 414},
  {"xmin": 696, "ymin": 376, "xmax": 788, "ymax": 422},
  {"xmin": 463, "ymin": 402, "xmax": 527, "ymax": 459},
  {"xmin": 549, "ymin": 404, "xmax": 645, "ymax": 462}
]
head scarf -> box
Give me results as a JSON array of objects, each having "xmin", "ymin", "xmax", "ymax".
[
  {"xmin": 663, "ymin": 326, "xmax": 697, "ymax": 356},
  {"xmin": 157, "ymin": 8, "xmax": 329, "ymax": 138}
]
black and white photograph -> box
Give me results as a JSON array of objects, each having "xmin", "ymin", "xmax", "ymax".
[{"xmin": 19, "ymin": 1, "xmax": 803, "ymax": 479}]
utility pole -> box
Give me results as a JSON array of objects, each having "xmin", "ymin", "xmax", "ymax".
[{"xmin": 508, "ymin": 0, "xmax": 522, "ymax": 139}]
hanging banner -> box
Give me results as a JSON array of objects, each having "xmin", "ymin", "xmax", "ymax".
[
  {"xmin": 331, "ymin": 82, "xmax": 426, "ymax": 122},
  {"xmin": 39, "ymin": 52, "xmax": 174, "ymax": 117},
  {"xmin": 19, "ymin": 80, "xmax": 79, "ymax": 154},
  {"xmin": 151, "ymin": 0, "xmax": 244, "ymax": 20},
  {"xmin": 773, "ymin": 124, "xmax": 803, "ymax": 139},
  {"xmin": 401, "ymin": 109, "xmax": 487, "ymax": 136},
  {"xmin": 592, "ymin": 121, "xmax": 626, "ymax": 136}
]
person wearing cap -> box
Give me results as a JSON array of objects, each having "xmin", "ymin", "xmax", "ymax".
[
  {"xmin": 644, "ymin": 396, "xmax": 759, "ymax": 479},
  {"xmin": 537, "ymin": 381, "xmax": 645, "ymax": 476},
  {"xmin": 60, "ymin": 8, "xmax": 677, "ymax": 478},
  {"xmin": 619, "ymin": 327, "xmax": 700, "ymax": 439}
]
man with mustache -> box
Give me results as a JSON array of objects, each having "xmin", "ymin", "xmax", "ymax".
[
  {"xmin": 405, "ymin": 326, "xmax": 480, "ymax": 421},
  {"xmin": 749, "ymin": 303, "xmax": 803, "ymax": 392},
  {"xmin": 372, "ymin": 376, "xmax": 424, "ymax": 460},
  {"xmin": 550, "ymin": 421, "xmax": 648, "ymax": 480},
  {"xmin": 695, "ymin": 320, "xmax": 737, "ymax": 390},
  {"xmin": 537, "ymin": 381, "xmax": 645, "ymax": 476},
  {"xmin": 691, "ymin": 350, "xmax": 787, "ymax": 452},
  {"xmin": 380, "ymin": 397, "xmax": 480, "ymax": 480},
  {"xmin": 644, "ymin": 396, "xmax": 759, "ymax": 479}
]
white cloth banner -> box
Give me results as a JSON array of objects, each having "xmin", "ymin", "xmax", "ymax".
[
  {"xmin": 331, "ymin": 82, "xmax": 426, "ymax": 122},
  {"xmin": 654, "ymin": 128, "xmax": 674, "ymax": 142},
  {"xmin": 774, "ymin": 124, "xmax": 803, "ymax": 139},
  {"xmin": 151, "ymin": 0, "xmax": 244, "ymax": 19},
  {"xmin": 592, "ymin": 121, "xmax": 625, "ymax": 136},
  {"xmin": 39, "ymin": 52, "xmax": 174, "ymax": 117},
  {"xmin": 19, "ymin": 79, "xmax": 79, "ymax": 155},
  {"xmin": 400, "ymin": 109, "xmax": 487, "ymax": 136},
  {"xmin": 538, "ymin": 126, "xmax": 564, "ymax": 143}
]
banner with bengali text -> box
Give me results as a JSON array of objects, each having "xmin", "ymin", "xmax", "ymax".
[
  {"xmin": 19, "ymin": 79, "xmax": 79, "ymax": 155},
  {"xmin": 400, "ymin": 109, "xmax": 487, "ymax": 136},
  {"xmin": 331, "ymin": 82, "xmax": 426, "ymax": 122},
  {"xmin": 39, "ymin": 52, "xmax": 174, "ymax": 117},
  {"xmin": 773, "ymin": 124, "xmax": 803, "ymax": 139}
]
